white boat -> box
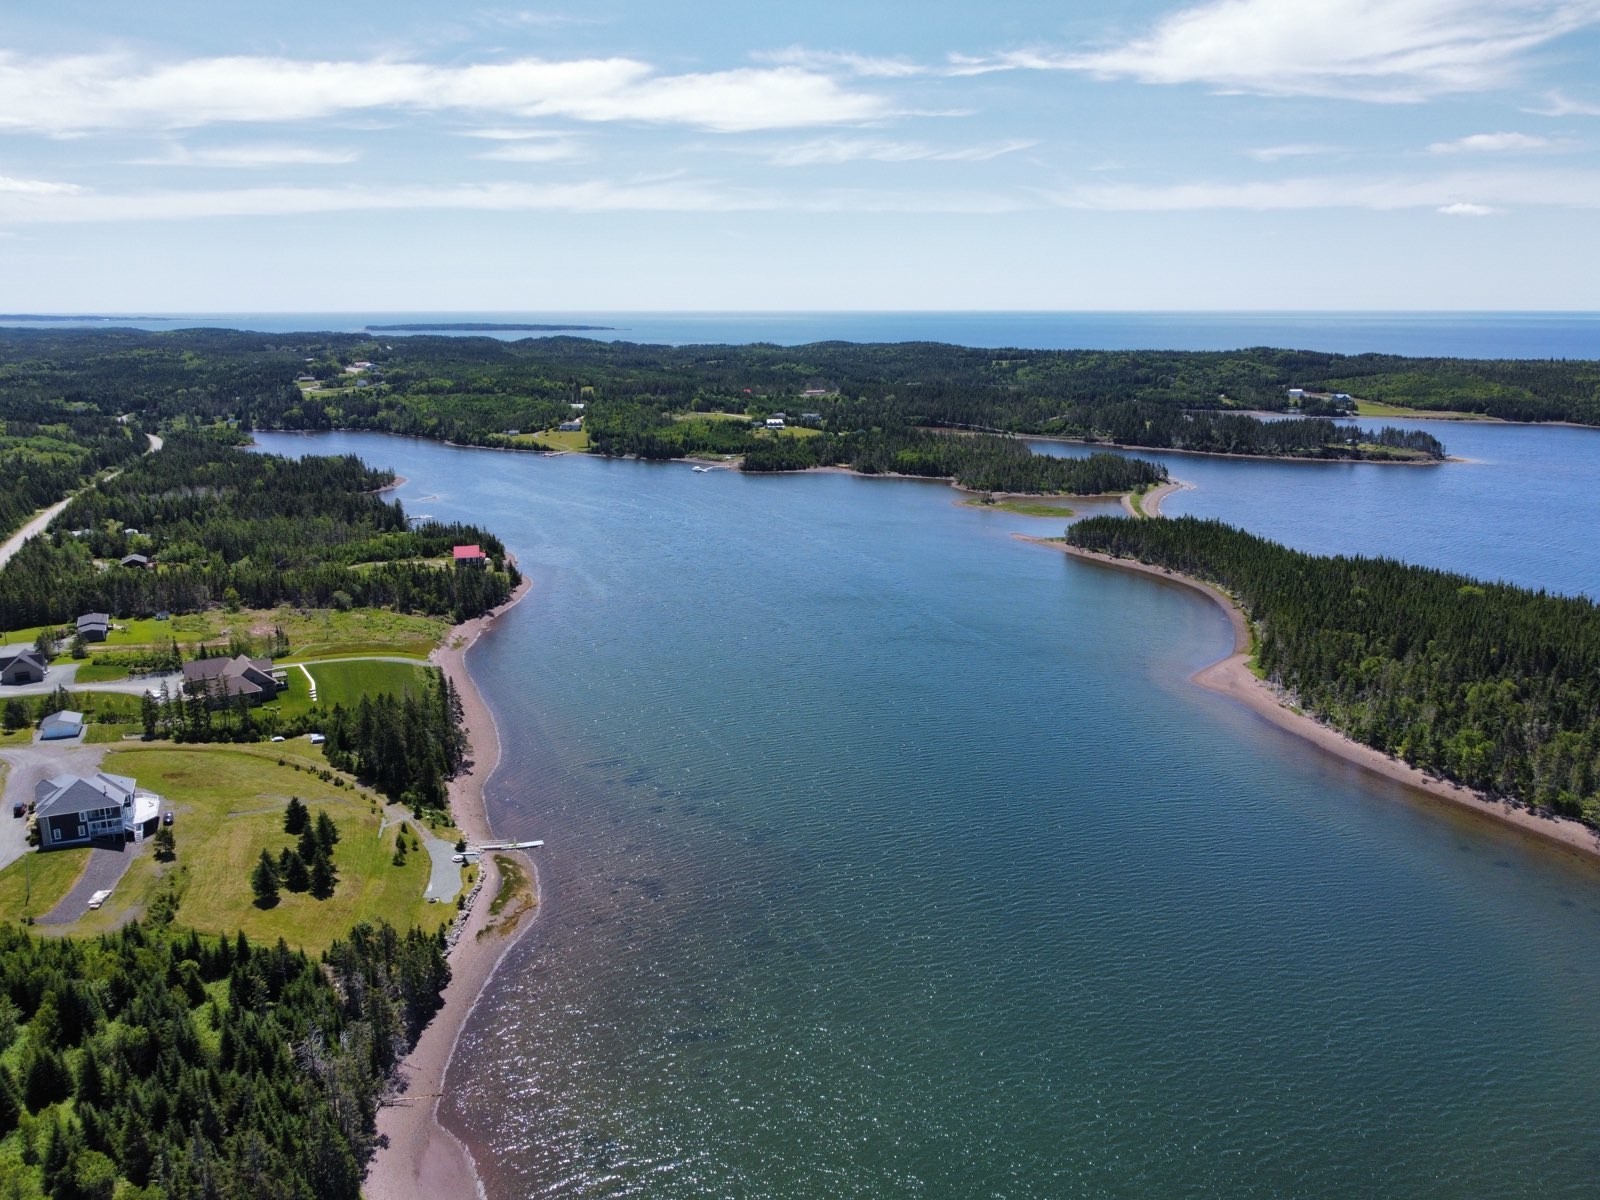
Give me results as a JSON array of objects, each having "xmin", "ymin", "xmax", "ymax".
[{"xmin": 691, "ymin": 465, "xmax": 713, "ymax": 473}]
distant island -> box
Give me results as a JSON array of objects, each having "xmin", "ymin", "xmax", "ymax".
[
  {"xmin": 0, "ymin": 313, "xmax": 177, "ymax": 322},
  {"xmin": 365, "ymin": 322, "xmax": 615, "ymax": 332}
]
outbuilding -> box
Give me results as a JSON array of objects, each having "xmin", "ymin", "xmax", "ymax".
[
  {"xmin": 39, "ymin": 710, "xmax": 85, "ymax": 741},
  {"xmin": 76, "ymin": 613, "xmax": 110, "ymax": 642},
  {"xmin": 0, "ymin": 648, "xmax": 47, "ymax": 686}
]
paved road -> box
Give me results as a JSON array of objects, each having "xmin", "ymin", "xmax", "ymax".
[
  {"xmin": 0, "ymin": 667, "xmax": 183, "ymax": 699},
  {"xmin": 0, "ymin": 431, "xmax": 163, "ymax": 572}
]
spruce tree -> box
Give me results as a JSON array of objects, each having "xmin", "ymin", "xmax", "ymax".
[
  {"xmin": 283, "ymin": 797, "xmax": 309, "ymax": 835},
  {"xmin": 250, "ymin": 850, "xmax": 280, "ymax": 908}
]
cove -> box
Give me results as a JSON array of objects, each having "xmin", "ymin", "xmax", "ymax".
[{"xmin": 257, "ymin": 431, "xmax": 1600, "ymax": 1199}]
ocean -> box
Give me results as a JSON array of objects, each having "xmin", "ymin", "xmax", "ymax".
[{"xmin": 6, "ymin": 310, "xmax": 1600, "ymax": 359}]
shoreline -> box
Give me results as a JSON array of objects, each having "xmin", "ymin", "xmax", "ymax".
[
  {"xmin": 364, "ymin": 572, "xmax": 536, "ymax": 1200},
  {"xmin": 1020, "ymin": 431, "xmax": 1453, "ymax": 466},
  {"xmin": 1032, "ymin": 539, "xmax": 1600, "ymax": 867},
  {"xmin": 1121, "ymin": 480, "xmax": 1186, "ymax": 518}
]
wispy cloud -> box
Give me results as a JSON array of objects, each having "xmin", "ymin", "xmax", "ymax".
[
  {"xmin": 960, "ymin": 0, "xmax": 1600, "ymax": 101},
  {"xmin": 1528, "ymin": 90, "xmax": 1600, "ymax": 115},
  {"xmin": 768, "ymin": 136, "xmax": 1035, "ymax": 166},
  {"xmin": 1438, "ymin": 201, "xmax": 1499, "ymax": 214},
  {"xmin": 0, "ymin": 174, "xmax": 83, "ymax": 195},
  {"xmin": 476, "ymin": 139, "xmax": 586, "ymax": 162},
  {"xmin": 128, "ymin": 143, "xmax": 360, "ymax": 167},
  {"xmin": 1427, "ymin": 131, "xmax": 1551, "ymax": 152},
  {"xmin": 1048, "ymin": 168, "xmax": 1600, "ymax": 210},
  {"xmin": 0, "ymin": 52, "xmax": 896, "ymax": 135},
  {"xmin": 1245, "ymin": 143, "xmax": 1339, "ymax": 162},
  {"xmin": 0, "ymin": 178, "xmax": 1025, "ymax": 223},
  {"xmin": 755, "ymin": 47, "xmax": 928, "ymax": 78}
]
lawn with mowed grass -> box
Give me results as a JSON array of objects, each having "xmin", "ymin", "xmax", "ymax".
[
  {"xmin": 44, "ymin": 746, "xmax": 451, "ymax": 951},
  {"xmin": 307, "ymin": 659, "xmax": 432, "ymax": 709},
  {"xmin": 0, "ymin": 848, "xmax": 87, "ymax": 925}
]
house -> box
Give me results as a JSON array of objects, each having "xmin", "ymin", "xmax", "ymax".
[
  {"xmin": 120, "ymin": 554, "xmax": 150, "ymax": 569},
  {"xmin": 453, "ymin": 544, "xmax": 487, "ymax": 567},
  {"xmin": 122, "ymin": 527, "xmax": 140, "ymax": 536},
  {"xmin": 0, "ymin": 648, "xmax": 47, "ymax": 686},
  {"xmin": 558, "ymin": 419, "xmax": 582, "ymax": 432},
  {"xmin": 181, "ymin": 655, "xmax": 282, "ymax": 705},
  {"xmin": 76, "ymin": 613, "xmax": 110, "ymax": 643},
  {"xmin": 1333, "ymin": 392, "xmax": 1353, "ymax": 402},
  {"xmin": 800, "ymin": 412, "xmax": 823, "ymax": 423},
  {"xmin": 33, "ymin": 772, "xmax": 162, "ymax": 849},
  {"xmin": 39, "ymin": 710, "xmax": 84, "ymax": 741},
  {"xmin": 1287, "ymin": 388, "xmax": 1307, "ymax": 400},
  {"xmin": 765, "ymin": 417, "xmax": 785, "ymax": 429}
]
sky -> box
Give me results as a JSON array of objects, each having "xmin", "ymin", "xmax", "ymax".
[{"xmin": 2, "ymin": 0, "xmax": 1599, "ymax": 311}]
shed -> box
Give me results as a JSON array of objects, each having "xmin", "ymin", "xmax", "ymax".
[
  {"xmin": 39, "ymin": 710, "xmax": 85, "ymax": 741},
  {"xmin": 77, "ymin": 613, "xmax": 110, "ymax": 642},
  {"xmin": 120, "ymin": 554, "xmax": 151, "ymax": 569}
]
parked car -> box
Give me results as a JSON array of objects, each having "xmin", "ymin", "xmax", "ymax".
[
  {"xmin": 309, "ymin": 733, "xmax": 326, "ymax": 745},
  {"xmin": 12, "ymin": 803, "xmax": 23, "ymax": 819},
  {"xmin": 162, "ymin": 811, "xmax": 174, "ymax": 826},
  {"xmin": 451, "ymin": 853, "xmax": 466, "ymax": 863},
  {"xmin": 270, "ymin": 735, "xmax": 285, "ymax": 742}
]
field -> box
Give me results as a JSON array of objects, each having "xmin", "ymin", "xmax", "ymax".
[
  {"xmin": 1, "ymin": 605, "xmax": 448, "ymax": 668},
  {"xmin": 509, "ymin": 429, "xmax": 589, "ymax": 452},
  {"xmin": 275, "ymin": 657, "xmax": 431, "ymax": 718},
  {"xmin": 27, "ymin": 745, "xmax": 453, "ymax": 951},
  {"xmin": 1354, "ymin": 399, "xmax": 1495, "ymax": 421},
  {"xmin": 963, "ymin": 497, "xmax": 1077, "ymax": 517}
]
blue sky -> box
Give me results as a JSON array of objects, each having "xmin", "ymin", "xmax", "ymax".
[{"xmin": 3, "ymin": 0, "xmax": 1599, "ymax": 311}]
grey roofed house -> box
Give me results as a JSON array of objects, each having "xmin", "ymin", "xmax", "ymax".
[
  {"xmin": 181, "ymin": 654, "xmax": 282, "ymax": 705},
  {"xmin": 0, "ymin": 647, "xmax": 48, "ymax": 686},
  {"xmin": 39, "ymin": 710, "xmax": 85, "ymax": 741},
  {"xmin": 76, "ymin": 613, "xmax": 111, "ymax": 642},
  {"xmin": 32, "ymin": 771, "xmax": 162, "ymax": 848},
  {"xmin": 120, "ymin": 553, "xmax": 150, "ymax": 569}
]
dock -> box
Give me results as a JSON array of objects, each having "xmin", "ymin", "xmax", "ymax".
[{"xmin": 475, "ymin": 839, "xmax": 544, "ymax": 851}]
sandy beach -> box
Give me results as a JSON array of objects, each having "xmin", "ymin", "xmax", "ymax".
[
  {"xmin": 364, "ymin": 573, "xmax": 534, "ymax": 1200},
  {"xmin": 1038, "ymin": 541, "xmax": 1600, "ymax": 866},
  {"xmin": 1120, "ymin": 480, "xmax": 1185, "ymax": 518}
]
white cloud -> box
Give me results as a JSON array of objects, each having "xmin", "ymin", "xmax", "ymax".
[
  {"xmin": 129, "ymin": 144, "xmax": 360, "ymax": 167},
  {"xmin": 1438, "ymin": 201, "xmax": 1499, "ymax": 213},
  {"xmin": 966, "ymin": 0, "xmax": 1600, "ymax": 101},
  {"xmin": 0, "ymin": 52, "xmax": 895, "ymax": 135},
  {"xmin": 476, "ymin": 139, "xmax": 585, "ymax": 162},
  {"xmin": 0, "ymin": 178, "xmax": 1024, "ymax": 223},
  {"xmin": 1245, "ymin": 143, "xmax": 1338, "ymax": 162},
  {"xmin": 1527, "ymin": 91, "xmax": 1600, "ymax": 115},
  {"xmin": 1048, "ymin": 168, "xmax": 1600, "ymax": 210},
  {"xmin": 0, "ymin": 175, "xmax": 83, "ymax": 195},
  {"xmin": 768, "ymin": 136, "xmax": 1035, "ymax": 165},
  {"xmin": 1427, "ymin": 131, "xmax": 1550, "ymax": 152},
  {"xmin": 755, "ymin": 47, "xmax": 927, "ymax": 78}
]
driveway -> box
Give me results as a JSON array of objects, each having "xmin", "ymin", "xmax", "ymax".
[
  {"xmin": 37, "ymin": 839, "xmax": 145, "ymax": 925},
  {"xmin": 0, "ymin": 742, "xmax": 108, "ymax": 874},
  {"xmin": 380, "ymin": 804, "xmax": 465, "ymax": 903}
]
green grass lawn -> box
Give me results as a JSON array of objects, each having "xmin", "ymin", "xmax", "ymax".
[
  {"xmin": 963, "ymin": 497, "xmax": 1078, "ymax": 517},
  {"xmin": 3, "ymin": 605, "xmax": 447, "ymax": 664},
  {"xmin": 511, "ymin": 429, "xmax": 589, "ymax": 452},
  {"xmin": 0, "ymin": 849, "xmax": 87, "ymax": 925},
  {"xmin": 1354, "ymin": 399, "xmax": 1492, "ymax": 421},
  {"xmin": 307, "ymin": 659, "xmax": 431, "ymax": 709},
  {"xmin": 56, "ymin": 745, "xmax": 450, "ymax": 952}
]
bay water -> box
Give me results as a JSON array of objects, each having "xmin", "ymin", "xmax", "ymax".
[{"xmin": 254, "ymin": 427, "xmax": 1600, "ymax": 1198}]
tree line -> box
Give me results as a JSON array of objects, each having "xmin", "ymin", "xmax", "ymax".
[
  {"xmin": 321, "ymin": 676, "xmax": 468, "ymax": 811},
  {"xmin": 1064, "ymin": 515, "xmax": 1600, "ymax": 821},
  {"xmin": 0, "ymin": 917, "xmax": 448, "ymax": 1199},
  {"xmin": 0, "ymin": 433, "xmax": 518, "ymax": 627}
]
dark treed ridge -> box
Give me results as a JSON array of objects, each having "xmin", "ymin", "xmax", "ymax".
[{"xmin": 1064, "ymin": 515, "xmax": 1600, "ymax": 821}]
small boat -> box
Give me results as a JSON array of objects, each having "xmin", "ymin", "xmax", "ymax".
[{"xmin": 691, "ymin": 465, "xmax": 713, "ymax": 473}]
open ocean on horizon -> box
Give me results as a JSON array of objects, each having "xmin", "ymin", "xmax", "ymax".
[{"xmin": 4, "ymin": 310, "xmax": 1599, "ymax": 359}]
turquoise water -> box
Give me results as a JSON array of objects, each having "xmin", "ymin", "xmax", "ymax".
[{"xmin": 255, "ymin": 431, "xmax": 1600, "ymax": 1198}]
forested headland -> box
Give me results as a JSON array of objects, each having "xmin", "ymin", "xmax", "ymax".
[
  {"xmin": 1063, "ymin": 516, "xmax": 1600, "ymax": 823},
  {"xmin": 0, "ymin": 330, "xmax": 1510, "ymax": 480},
  {"xmin": 0, "ymin": 918, "xmax": 448, "ymax": 1199},
  {"xmin": 0, "ymin": 434, "xmax": 518, "ymax": 627}
]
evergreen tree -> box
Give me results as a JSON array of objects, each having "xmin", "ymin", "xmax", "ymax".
[
  {"xmin": 309, "ymin": 850, "xmax": 337, "ymax": 901},
  {"xmin": 283, "ymin": 797, "xmax": 309, "ymax": 835},
  {"xmin": 281, "ymin": 852, "xmax": 311, "ymax": 894},
  {"xmin": 250, "ymin": 850, "xmax": 280, "ymax": 908}
]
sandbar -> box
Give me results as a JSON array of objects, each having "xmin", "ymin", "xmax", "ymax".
[
  {"xmin": 364, "ymin": 572, "xmax": 535, "ymax": 1200},
  {"xmin": 1034, "ymin": 540, "xmax": 1600, "ymax": 866}
]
